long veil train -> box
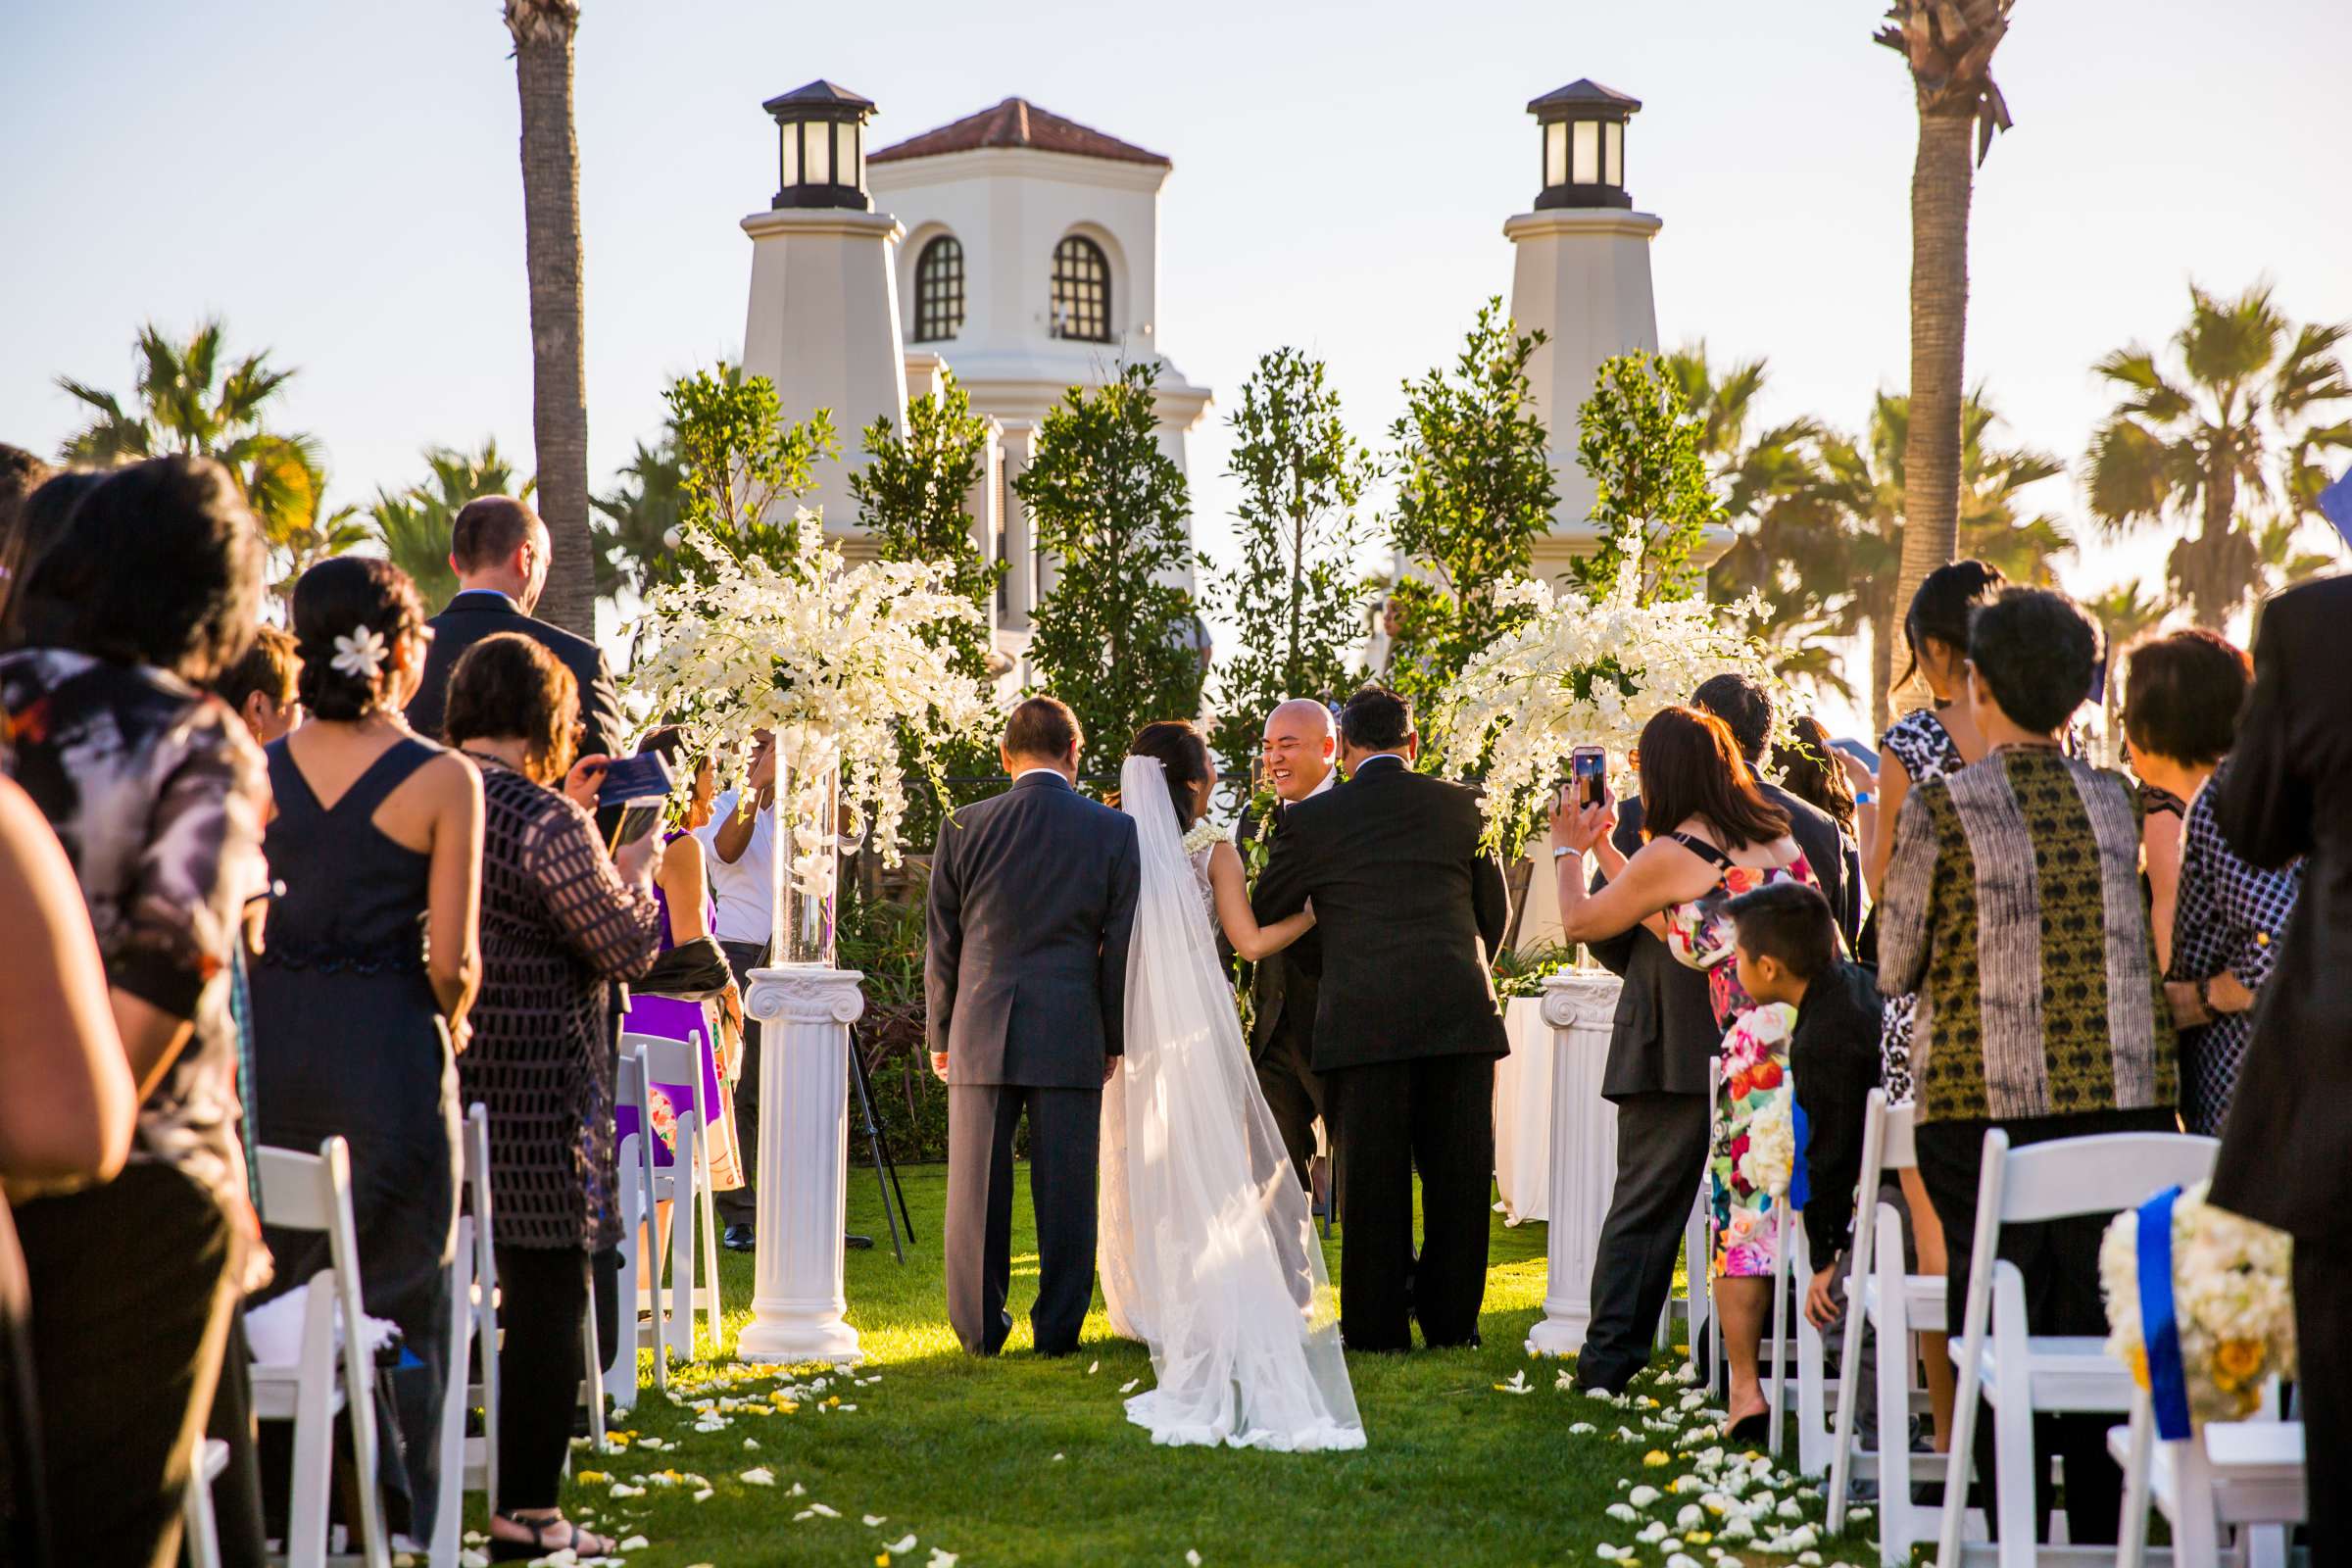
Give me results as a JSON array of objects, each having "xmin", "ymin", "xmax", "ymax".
[{"xmin": 1097, "ymin": 755, "xmax": 1364, "ymax": 1450}]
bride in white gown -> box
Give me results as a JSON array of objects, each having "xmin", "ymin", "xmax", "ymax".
[{"xmin": 1099, "ymin": 724, "xmax": 1364, "ymax": 1451}]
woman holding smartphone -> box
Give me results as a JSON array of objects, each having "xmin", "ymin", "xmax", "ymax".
[
  {"xmin": 1548, "ymin": 707, "xmax": 1819, "ymax": 1441},
  {"xmin": 443, "ymin": 633, "xmax": 662, "ymax": 1562}
]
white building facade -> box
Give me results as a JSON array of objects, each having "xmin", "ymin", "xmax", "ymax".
[{"xmin": 740, "ymin": 86, "xmax": 1211, "ymax": 683}]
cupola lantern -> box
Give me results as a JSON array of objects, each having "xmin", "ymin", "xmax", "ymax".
[
  {"xmin": 1527, "ymin": 79, "xmax": 1640, "ymax": 211},
  {"xmin": 763, "ymin": 79, "xmax": 876, "ymax": 211}
]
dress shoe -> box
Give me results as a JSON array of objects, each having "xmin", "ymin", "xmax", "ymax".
[{"xmin": 722, "ymin": 1223, "xmax": 757, "ymax": 1252}]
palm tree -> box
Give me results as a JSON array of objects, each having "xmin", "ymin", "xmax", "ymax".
[
  {"xmin": 1667, "ymin": 344, "xmax": 1849, "ymax": 698},
  {"xmin": 368, "ymin": 441, "xmax": 534, "ymax": 610},
  {"xmin": 2081, "ymin": 580, "xmax": 2171, "ymax": 763},
  {"xmin": 1814, "ymin": 389, "xmax": 2067, "ymax": 737},
  {"xmin": 249, "ymin": 440, "xmax": 370, "ymax": 603},
  {"xmin": 2084, "ymin": 281, "xmax": 2352, "ymax": 626},
  {"xmin": 1877, "ymin": 1, "xmax": 2017, "ymax": 633},
  {"xmin": 505, "ymin": 0, "xmax": 595, "ymax": 636},
  {"xmin": 590, "ymin": 438, "xmax": 688, "ymax": 603},
  {"xmin": 56, "ymin": 318, "xmax": 299, "ymax": 467}
]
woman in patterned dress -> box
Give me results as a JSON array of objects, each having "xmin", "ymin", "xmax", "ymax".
[
  {"xmin": 1860, "ymin": 560, "xmax": 2004, "ymax": 1454},
  {"xmin": 2124, "ymin": 629, "xmax": 2304, "ymax": 1136},
  {"xmin": 444, "ymin": 634, "xmax": 662, "ymax": 1563},
  {"xmin": 1553, "ymin": 705, "xmax": 1816, "ymax": 1441}
]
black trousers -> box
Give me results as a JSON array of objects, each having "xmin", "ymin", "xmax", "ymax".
[
  {"xmin": 2293, "ymin": 1231, "xmax": 2352, "ymax": 1562},
  {"xmin": 1915, "ymin": 1106, "xmax": 2175, "ymax": 1547},
  {"xmin": 1325, "ymin": 1054, "xmax": 1494, "ymax": 1351},
  {"xmin": 17, "ymin": 1163, "xmax": 238, "ymax": 1568},
  {"xmin": 713, "ymin": 941, "xmax": 766, "ymax": 1227},
  {"xmin": 1253, "ymin": 1020, "xmax": 1325, "ymax": 1194},
  {"xmin": 491, "ymin": 1245, "xmax": 589, "ymax": 1512},
  {"xmin": 1578, "ymin": 1090, "xmax": 1710, "ymax": 1391},
  {"xmin": 945, "ymin": 1083, "xmax": 1099, "ymax": 1357}
]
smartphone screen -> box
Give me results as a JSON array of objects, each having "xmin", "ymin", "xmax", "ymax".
[{"xmin": 1571, "ymin": 747, "xmax": 1607, "ymax": 808}]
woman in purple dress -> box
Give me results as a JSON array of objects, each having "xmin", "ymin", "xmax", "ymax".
[{"xmin": 616, "ymin": 728, "xmax": 744, "ymax": 1191}]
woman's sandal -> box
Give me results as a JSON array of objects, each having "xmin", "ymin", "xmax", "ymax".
[
  {"xmin": 1725, "ymin": 1409, "xmax": 1771, "ymax": 1445},
  {"xmin": 489, "ymin": 1510, "xmax": 613, "ymax": 1562}
]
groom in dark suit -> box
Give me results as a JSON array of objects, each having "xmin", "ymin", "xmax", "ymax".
[
  {"xmin": 928, "ymin": 697, "xmax": 1141, "ymax": 1356},
  {"xmin": 1253, "ymin": 686, "xmax": 1511, "ymax": 1350}
]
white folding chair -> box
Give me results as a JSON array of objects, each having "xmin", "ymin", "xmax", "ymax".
[
  {"xmin": 1827, "ymin": 1092, "xmax": 1959, "ymax": 1561},
  {"xmin": 1653, "ymin": 1189, "xmax": 1712, "ymax": 1370},
  {"xmin": 432, "ymin": 1103, "xmax": 500, "ymax": 1562},
  {"xmin": 1935, "ymin": 1128, "xmax": 2220, "ymax": 1568},
  {"xmin": 2112, "ymin": 1385, "xmax": 2303, "ymax": 1568},
  {"xmin": 625, "ymin": 1030, "xmax": 725, "ymax": 1362},
  {"xmin": 180, "ymin": 1436, "xmax": 230, "ymax": 1568},
  {"xmin": 601, "ymin": 1056, "xmax": 650, "ymax": 1411},
  {"xmin": 1790, "ymin": 1215, "xmax": 1838, "ymax": 1475},
  {"xmin": 252, "ymin": 1138, "xmax": 390, "ymax": 1568}
]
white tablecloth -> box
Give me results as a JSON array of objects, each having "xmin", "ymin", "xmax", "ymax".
[{"xmin": 1494, "ymin": 995, "xmax": 1555, "ymax": 1223}]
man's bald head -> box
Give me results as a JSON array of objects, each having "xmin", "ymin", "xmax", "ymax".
[
  {"xmin": 1260, "ymin": 698, "xmax": 1338, "ymax": 803},
  {"xmin": 449, "ymin": 495, "xmax": 551, "ymax": 612}
]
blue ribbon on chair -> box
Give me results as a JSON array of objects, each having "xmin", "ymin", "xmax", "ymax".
[{"xmin": 2137, "ymin": 1184, "xmax": 2192, "ymax": 1441}]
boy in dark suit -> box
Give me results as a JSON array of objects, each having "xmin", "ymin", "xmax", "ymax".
[{"xmin": 1723, "ymin": 880, "xmax": 1881, "ymax": 1331}]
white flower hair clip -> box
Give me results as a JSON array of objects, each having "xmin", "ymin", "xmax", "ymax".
[{"xmin": 330, "ymin": 626, "xmax": 388, "ymax": 682}]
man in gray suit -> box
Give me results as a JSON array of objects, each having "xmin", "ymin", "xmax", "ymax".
[{"xmin": 927, "ymin": 697, "xmax": 1141, "ymax": 1356}]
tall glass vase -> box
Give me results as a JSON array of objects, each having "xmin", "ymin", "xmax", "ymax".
[{"xmin": 770, "ymin": 742, "xmax": 840, "ymax": 968}]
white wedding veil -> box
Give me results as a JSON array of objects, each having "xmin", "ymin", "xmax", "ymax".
[{"xmin": 1098, "ymin": 754, "xmax": 1363, "ymax": 1450}]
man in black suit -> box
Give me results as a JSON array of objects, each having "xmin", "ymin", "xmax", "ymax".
[
  {"xmin": 1234, "ymin": 698, "xmax": 1339, "ymax": 1196},
  {"xmin": 2209, "ymin": 575, "xmax": 2352, "ymax": 1560},
  {"xmin": 405, "ymin": 495, "xmax": 624, "ymax": 760},
  {"xmin": 927, "ymin": 697, "xmax": 1141, "ymax": 1357},
  {"xmin": 1691, "ymin": 673, "xmax": 1855, "ymax": 950},
  {"xmin": 1253, "ymin": 686, "xmax": 1510, "ymax": 1351}
]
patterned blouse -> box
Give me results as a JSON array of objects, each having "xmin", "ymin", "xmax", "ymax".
[
  {"xmin": 2169, "ymin": 765, "xmax": 2303, "ymax": 1136},
  {"xmin": 459, "ymin": 760, "xmax": 662, "ymax": 1250},
  {"xmin": 0, "ymin": 649, "xmax": 270, "ymax": 1287},
  {"xmin": 1877, "ymin": 709, "xmax": 1969, "ymax": 1104},
  {"xmin": 1879, "ymin": 745, "xmax": 2179, "ymax": 1124}
]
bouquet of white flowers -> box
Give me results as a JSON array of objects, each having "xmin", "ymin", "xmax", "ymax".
[
  {"xmin": 629, "ymin": 510, "xmax": 992, "ymax": 953},
  {"xmin": 1435, "ymin": 543, "xmax": 1791, "ymax": 855},
  {"xmin": 2099, "ymin": 1178, "xmax": 2295, "ymax": 1432}
]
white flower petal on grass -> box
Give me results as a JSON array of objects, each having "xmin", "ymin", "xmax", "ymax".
[
  {"xmin": 886, "ymin": 1536, "xmax": 918, "ymax": 1554},
  {"xmin": 1053, "ymin": 1452, "xmax": 1065, "ymax": 1462},
  {"xmin": 794, "ymin": 1510, "xmax": 815, "ymax": 1522},
  {"xmin": 1569, "ymin": 1421, "xmax": 1598, "ymax": 1435},
  {"xmin": 1120, "ymin": 1379, "xmax": 1141, "ymax": 1394},
  {"xmin": 1187, "ymin": 1552, "xmax": 1202, "ymax": 1567},
  {"xmin": 744, "ymin": 1438, "xmax": 760, "ymax": 1449},
  {"xmin": 618, "ymin": 1538, "xmax": 649, "ymax": 1553},
  {"xmin": 808, "ymin": 1503, "xmax": 840, "ymax": 1518},
  {"xmin": 790, "ymin": 1483, "xmax": 808, "ymax": 1496},
  {"xmin": 926, "ymin": 1552, "xmax": 957, "ymax": 1568},
  {"xmin": 1606, "ymin": 1503, "xmax": 1639, "ymax": 1523},
  {"xmin": 1628, "ymin": 1485, "xmax": 1662, "ymax": 1508},
  {"xmin": 740, "ymin": 1467, "xmax": 775, "ymax": 1487},
  {"xmin": 863, "ymin": 1515, "xmax": 888, "ymax": 1527},
  {"xmin": 692, "ymin": 1489, "xmax": 713, "ymax": 1503},
  {"xmin": 459, "ymin": 1552, "xmax": 489, "ymax": 1568},
  {"xmin": 1088, "ymin": 1361, "xmax": 1100, "ymax": 1375}
]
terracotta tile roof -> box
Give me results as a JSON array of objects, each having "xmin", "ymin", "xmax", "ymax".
[{"xmin": 869, "ymin": 97, "xmax": 1171, "ymax": 169}]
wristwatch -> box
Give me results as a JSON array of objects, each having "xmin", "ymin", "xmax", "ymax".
[{"xmin": 1552, "ymin": 845, "xmax": 1574, "ymax": 860}]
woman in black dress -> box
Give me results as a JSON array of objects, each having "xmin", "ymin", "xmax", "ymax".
[
  {"xmin": 444, "ymin": 632, "xmax": 661, "ymax": 1563},
  {"xmin": 251, "ymin": 557, "xmax": 482, "ymax": 1534}
]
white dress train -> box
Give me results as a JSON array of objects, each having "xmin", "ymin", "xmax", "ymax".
[{"xmin": 1097, "ymin": 755, "xmax": 1365, "ymax": 1451}]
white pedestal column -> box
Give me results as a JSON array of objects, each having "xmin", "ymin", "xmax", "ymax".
[
  {"xmin": 1526, "ymin": 969, "xmax": 1625, "ymax": 1357},
  {"xmin": 736, "ymin": 965, "xmax": 866, "ymax": 1365}
]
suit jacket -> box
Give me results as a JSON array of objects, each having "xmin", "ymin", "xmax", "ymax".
[
  {"xmin": 407, "ymin": 590, "xmax": 626, "ymax": 761},
  {"xmin": 1757, "ymin": 779, "xmax": 1856, "ymax": 953},
  {"xmin": 925, "ymin": 771, "xmax": 1141, "ymax": 1089},
  {"xmin": 1251, "ymin": 756, "xmax": 1510, "ymax": 1073},
  {"xmin": 1585, "ymin": 799, "xmax": 1717, "ymax": 1101},
  {"xmin": 1232, "ymin": 797, "xmax": 1322, "ymax": 1061},
  {"xmin": 2209, "ymin": 577, "xmax": 2352, "ymax": 1241},
  {"xmin": 1788, "ymin": 956, "xmax": 1884, "ymax": 1262}
]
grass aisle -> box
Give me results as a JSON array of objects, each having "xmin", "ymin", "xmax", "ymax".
[{"xmin": 490, "ymin": 1165, "xmax": 1881, "ymax": 1568}]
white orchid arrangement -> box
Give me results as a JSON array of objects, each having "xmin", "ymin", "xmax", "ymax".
[
  {"xmin": 2100, "ymin": 1178, "xmax": 2296, "ymax": 1428},
  {"xmin": 628, "ymin": 509, "xmax": 992, "ymax": 904},
  {"xmin": 1435, "ymin": 538, "xmax": 1793, "ymax": 856}
]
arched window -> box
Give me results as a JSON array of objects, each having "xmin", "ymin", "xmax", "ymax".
[
  {"xmin": 912, "ymin": 235, "xmax": 964, "ymax": 343},
  {"xmin": 1050, "ymin": 234, "xmax": 1111, "ymax": 343}
]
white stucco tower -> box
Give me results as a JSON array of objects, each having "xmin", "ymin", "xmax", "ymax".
[
  {"xmin": 866, "ymin": 98, "xmax": 1213, "ymax": 678},
  {"xmin": 1504, "ymin": 80, "xmax": 1663, "ymax": 584},
  {"xmin": 740, "ymin": 81, "xmax": 909, "ymax": 552}
]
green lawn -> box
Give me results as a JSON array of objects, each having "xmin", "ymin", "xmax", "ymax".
[{"xmin": 497, "ymin": 1164, "xmax": 1882, "ymax": 1568}]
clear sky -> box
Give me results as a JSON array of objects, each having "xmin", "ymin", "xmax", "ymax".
[{"xmin": 4, "ymin": 0, "xmax": 2346, "ymax": 730}]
